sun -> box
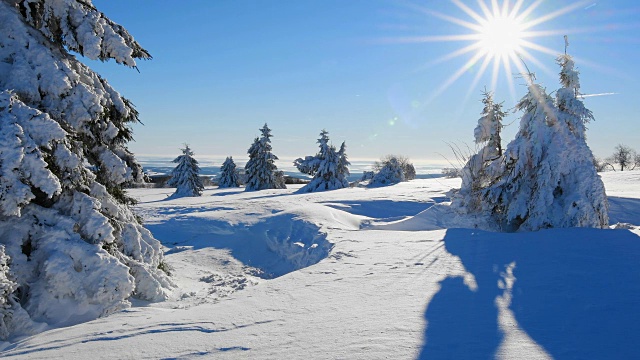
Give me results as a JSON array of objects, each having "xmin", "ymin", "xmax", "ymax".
[
  {"xmin": 477, "ymin": 14, "xmax": 525, "ymax": 60},
  {"xmin": 387, "ymin": 0, "xmax": 590, "ymax": 103}
]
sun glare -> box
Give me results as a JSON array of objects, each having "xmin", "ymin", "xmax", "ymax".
[
  {"xmin": 478, "ymin": 15, "xmax": 524, "ymax": 59},
  {"xmin": 390, "ymin": 0, "xmax": 591, "ymax": 103}
]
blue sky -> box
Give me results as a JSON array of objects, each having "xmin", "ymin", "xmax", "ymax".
[{"xmin": 89, "ymin": 0, "xmax": 640, "ymax": 163}]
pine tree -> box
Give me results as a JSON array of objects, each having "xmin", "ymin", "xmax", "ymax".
[
  {"xmin": 336, "ymin": 141, "xmax": 351, "ymax": 183},
  {"xmin": 484, "ymin": 68, "xmax": 608, "ymax": 231},
  {"xmin": 474, "ymin": 90, "xmax": 506, "ymax": 159},
  {"xmin": 218, "ymin": 156, "xmax": 240, "ymax": 188},
  {"xmin": 0, "ymin": 0, "xmax": 172, "ymax": 336},
  {"xmin": 167, "ymin": 145, "xmax": 204, "ymax": 197},
  {"xmin": 454, "ymin": 91, "xmax": 506, "ymax": 212},
  {"xmin": 555, "ymin": 50, "xmax": 593, "ymax": 139},
  {"xmin": 295, "ymin": 130, "xmax": 350, "ymax": 192},
  {"xmin": 294, "ymin": 129, "xmax": 330, "ymax": 176},
  {"xmin": 245, "ymin": 124, "xmax": 286, "ymax": 191}
]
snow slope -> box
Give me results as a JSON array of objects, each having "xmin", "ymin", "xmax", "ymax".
[{"xmin": 1, "ymin": 173, "xmax": 639, "ymax": 359}]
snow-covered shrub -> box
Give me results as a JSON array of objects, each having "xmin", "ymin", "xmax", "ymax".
[
  {"xmin": 370, "ymin": 157, "xmax": 405, "ymax": 186},
  {"xmin": 167, "ymin": 145, "xmax": 204, "ymax": 197},
  {"xmin": 218, "ymin": 156, "xmax": 241, "ymax": 188},
  {"xmin": 369, "ymin": 155, "xmax": 415, "ymax": 186},
  {"xmin": 0, "ymin": 0, "xmax": 172, "ymax": 336},
  {"xmin": 294, "ymin": 130, "xmax": 350, "ymax": 192},
  {"xmin": 374, "ymin": 155, "xmax": 416, "ymax": 181},
  {"xmin": 245, "ymin": 124, "xmax": 286, "ymax": 191},
  {"xmin": 442, "ymin": 168, "xmax": 461, "ymax": 178},
  {"xmin": 361, "ymin": 171, "xmax": 375, "ymax": 181}
]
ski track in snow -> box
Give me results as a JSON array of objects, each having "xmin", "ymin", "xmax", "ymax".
[{"xmin": 2, "ymin": 174, "xmax": 640, "ymax": 359}]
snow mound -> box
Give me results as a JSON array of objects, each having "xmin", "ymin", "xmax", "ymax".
[
  {"xmin": 146, "ymin": 207, "xmax": 336, "ymax": 279},
  {"xmin": 254, "ymin": 212, "xmax": 333, "ymax": 276},
  {"xmin": 367, "ymin": 203, "xmax": 495, "ymax": 231}
]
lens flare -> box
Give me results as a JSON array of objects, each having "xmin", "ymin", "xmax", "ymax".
[{"xmin": 385, "ymin": 0, "xmax": 593, "ymax": 103}]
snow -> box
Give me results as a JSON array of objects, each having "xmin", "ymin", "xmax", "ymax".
[{"xmin": 1, "ymin": 173, "xmax": 639, "ymax": 358}]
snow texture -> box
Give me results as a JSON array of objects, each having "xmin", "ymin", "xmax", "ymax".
[
  {"xmin": 1, "ymin": 173, "xmax": 638, "ymax": 358},
  {"xmin": 167, "ymin": 145, "xmax": 204, "ymax": 197}
]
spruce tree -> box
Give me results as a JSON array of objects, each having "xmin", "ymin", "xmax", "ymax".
[
  {"xmin": 474, "ymin": 90, "xmax": 506, "ymax": 159},
  {"xmin": 0, "ymin": 0, "xmax": 172, "ymax": 337},
  {"xmin": 167, "ymin": 145, "xmax": 204, "ymax": 197},
  {"xmin": 245, "ymin": 124, "xmax": 285, "ymax": 191},
  {"xmin": 336, "ymin": 141, "xmax": 351, "ymax": 184},
  {"xmin": 555, "ymin": 50, "xmax": 593, "ymax": 139},
  {"xmin": 218, "ymin": 156, "xmax": 240, "ymax": 188},
  {"xmin": 454, "ymin": 91, "xmax": 505, "ymax": 212},
  {"xmin": 484, "ymin": 68, "xmax": 608, "ymax": 231},
  {"xmin": 295, "ymin": 130, "xmax": 350, "ymax": 192}
]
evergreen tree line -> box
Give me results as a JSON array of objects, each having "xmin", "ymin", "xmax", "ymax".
[
  {"xmin": 167, "ymin": 125, "xmax": 421, "ymax": 197},
  {"xmin": 167, "ymin": 125, "xmax": 353, "ymax": 197}
]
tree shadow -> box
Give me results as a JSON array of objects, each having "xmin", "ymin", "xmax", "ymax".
[
  {"xmin": 321, "ymin": 200, "xmax": 436, "ymax": 219},
  {"xmin": 211, "ymin": 189, "xmax": 244, "ymax": 197},
  {"xmin": 608, "ymin": 196, "xmax": 640, "ymax": 225},
  {"xmin": 418, "ymin": 275, "xmax": 501, "ymax": 359},
  {"xmin": 419, "ymin": 228, "xmax": 640, "ymax": 359}
]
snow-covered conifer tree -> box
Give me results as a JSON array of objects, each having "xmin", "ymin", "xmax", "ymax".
[
  {"xmin": 218, "ymin": 156, "xmax": 240, "ymax": 188},
  {"xmin": 167, "ymin": 145, "xmax": 204, "ymax": 197},
  {"xmin": 484, "ymin": 67, "xmax": 608, "ymax": 231},
  {"xmin": 245, "ymin": 124, "xmax": 286, "ymax": 191},
  {"xmin": 336, "ymin": 141, "xmax": 351, "ymax": 183},
  {"xmin": 555, "ymin": 51, "xmax": 593, "ymax": 139},
  {"xmin": 0, "ymin": 0, "xmax": 172, "ymax": 336},
  {"xmin": 295, "ymin": 130, "xmax": 350, "ymax": 192},
  {"xmin": 474, "ymin": 90, "xmax": 506, "ymax": 159},
  {"xmin": 453, "ymin": 91, "xmax": 506, "ymax": 212},
  {"xmin": 294, "ymin": 129, "xmax": 330, "ymax": 176}
]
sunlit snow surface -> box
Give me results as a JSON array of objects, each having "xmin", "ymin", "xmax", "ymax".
[{"xmin": 2, "ymin": 172, "xmax": 639, "ymax": 359}]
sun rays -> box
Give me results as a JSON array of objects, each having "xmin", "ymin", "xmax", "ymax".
[{"xmin": 394, "ymin": 0, "xmax": 593, "ymax": 103}]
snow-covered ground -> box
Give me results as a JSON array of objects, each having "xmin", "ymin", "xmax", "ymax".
[{"xmin": 1, "ymin": 172, "xmax": 639, "ymax": 359}]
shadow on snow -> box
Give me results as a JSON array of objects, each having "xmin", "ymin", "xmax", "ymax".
[
  {"xmin": 608, "ymin": 196, "xmax": 640, "ymax": 226},
  {"xmin": 419, "ymin": 227, "xmax": 640, "ymax": 359},
  {"xmin": 146, "ymin": 213, "xmax": 332, "ymax": 279},
  {"xmin": 321, "ymin": 200, "xmax": 443, "ymax": 220}
]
